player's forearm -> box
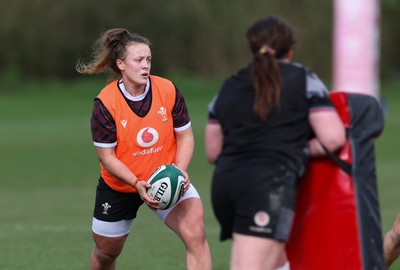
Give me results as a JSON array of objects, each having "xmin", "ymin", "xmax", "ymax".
[
  {"xmin": 384, "ymin": 228, "xmax": 400, "ymax": 268},
  {"xmin": 308, "ymin": 138, "xmax": 327, "ymax": 157},
  {"xmin": 174, "ymin": 129, "xmax": 194, "ymax": 171},
  {"xmin": 175, "ymin": 143, "xmax": 193, "ymax": 171},
  {"xmin": 96, "ymin": 149, "xmax": 138, "ymax": 187}
]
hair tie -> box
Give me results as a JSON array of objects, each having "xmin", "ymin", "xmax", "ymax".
[{"xmin": 259, "ymin": 45, "xmax": 276, "ymax": 55}]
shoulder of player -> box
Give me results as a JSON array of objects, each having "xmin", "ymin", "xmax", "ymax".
[{"xmin": 150, "ymin": 75, "xmax": 174, "ymax": 87}]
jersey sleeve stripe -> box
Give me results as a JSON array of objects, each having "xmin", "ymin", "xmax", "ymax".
[
  {"xmin": 174, "ymin": 121, "xmax": 191, "ymax": 132},
  {"xmin": 93, "ymin": 141, "xmax": 117, "ymax": 148}
]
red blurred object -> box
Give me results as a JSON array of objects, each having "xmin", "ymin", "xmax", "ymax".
[{"xmin": 286, "ymin": 92, "xmax": 385, "ymax": 270}]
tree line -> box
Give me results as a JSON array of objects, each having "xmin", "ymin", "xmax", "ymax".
[{"xmin": 0, "ymin": 0, "xmax": 398, "ymax": 84}]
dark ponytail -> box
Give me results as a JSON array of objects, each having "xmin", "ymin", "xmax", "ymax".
[{"xmin": 246, "ymin": 16, "xmax": 295, "ymax": 121}]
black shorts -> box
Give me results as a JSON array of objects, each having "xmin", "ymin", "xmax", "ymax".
[
  {"xmin": 211, "ymin": 163, "xmax": 298, "ymax": 242},
  {"xmin": 93, "ymin": 178, "xmax": 144, "ymax": 222}
]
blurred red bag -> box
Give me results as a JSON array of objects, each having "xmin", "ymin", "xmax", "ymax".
[{"xmin": 286, "ymin": 92, "xmax": 385, "ymax": 270}]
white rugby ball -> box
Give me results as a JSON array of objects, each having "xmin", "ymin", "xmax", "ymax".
[{"xmin": 147, "ymin": 165, "xmax": 185, "ymax": 210}]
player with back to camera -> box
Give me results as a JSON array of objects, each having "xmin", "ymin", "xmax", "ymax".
[
  {"xmin": 205, "ymin": 15, "xmax": 346, "ymax": 270},
  {"xmin": 76, "ymin": 28, "xmax": 212, "ymax": 270}
]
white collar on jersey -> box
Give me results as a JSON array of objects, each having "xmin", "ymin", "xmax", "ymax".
[{"xmin": 118, "ymin": 78, "xmax": 150, "ymax": 102}]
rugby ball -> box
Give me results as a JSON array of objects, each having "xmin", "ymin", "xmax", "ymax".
[{"xmin": 147, "ymin": 165, "xmax": 185, "ymax": 210}]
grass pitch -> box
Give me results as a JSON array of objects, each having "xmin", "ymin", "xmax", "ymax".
[{"xmin": 0, "ymin": 77, "xmax": 399, "ymax": 269}]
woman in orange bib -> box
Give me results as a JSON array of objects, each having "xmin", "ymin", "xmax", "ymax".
[{"xmin": 76, "ymin": 29, "xmax": 212, "ymax": 270}]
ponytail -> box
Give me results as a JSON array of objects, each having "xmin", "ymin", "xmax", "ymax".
[
  {"xmin": 76, "ymin": 28, "xmax": 150, "ymax": 82},
  {"xmin": 251, "ymin": 50, "xmax": 281, "ymax": 121},
  {"xmin": 246, "ymin": 16, "xmax": 295, "ymax": 121}
]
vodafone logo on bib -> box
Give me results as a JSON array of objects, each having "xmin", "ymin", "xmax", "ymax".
[{"xmin": 137, "ymin": 127, "xmax": 159, "ymax": 147}]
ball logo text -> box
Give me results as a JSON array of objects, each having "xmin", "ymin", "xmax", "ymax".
[{"xmin": 153, "ymin": 182, "xmax": 168, "ymax": 201}]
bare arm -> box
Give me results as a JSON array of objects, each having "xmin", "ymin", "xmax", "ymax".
[
  {"xmin": 308, "ymin": 110, "xmax": 346, "ymax": 157},
  {"xmin": 205, "ymin": 122, "xmax": 223, "ymax": 164},
  {"xmin": 174, "ymin": 127, "xmax": 194, "ymax": 191},
  {"xmin": 96, "ymin": 147, "xmax": 138, "ymax": 187},
  {"xmin": 384, "ymin": 213, "xmax": 400, "ymax": 268},
  {"xmin": 95, "ymin": 147, "xmax": 158, "ymax": 208},
  {"xmin": 174, "ymin": 127, "xmax": 194, "ymax": 171}
]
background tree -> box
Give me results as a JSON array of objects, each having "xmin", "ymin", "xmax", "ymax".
[{"xmin": 0, "ymin": 0, "xmax": 397, "ymax": 85}]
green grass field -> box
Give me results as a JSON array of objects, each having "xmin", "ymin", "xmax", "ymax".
[{"xmin": 1, "ymin": 77, "xmax": 399, "ymax": 269}]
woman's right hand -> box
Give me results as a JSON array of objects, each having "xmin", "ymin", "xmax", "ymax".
[{"xmin": 135, "ymin": 180, "xmax": 160, "ymax": 210}]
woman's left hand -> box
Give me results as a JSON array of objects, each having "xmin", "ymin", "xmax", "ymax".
[
  {"xmin": 173, "ymin": 164, "xmax": 190, "ymax": 195},
  {"xmin": 181, "ymin": 170, "xmax": 191, "ymax": 194}
]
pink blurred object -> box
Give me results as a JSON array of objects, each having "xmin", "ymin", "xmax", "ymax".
[{"xmin": 333, "ymin": 0, "xmax": 380, "ymax": 98}]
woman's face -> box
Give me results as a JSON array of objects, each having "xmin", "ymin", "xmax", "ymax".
[{"xmin": 117, "ymin": 42, "xmax": 152, "ymax": 90}]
